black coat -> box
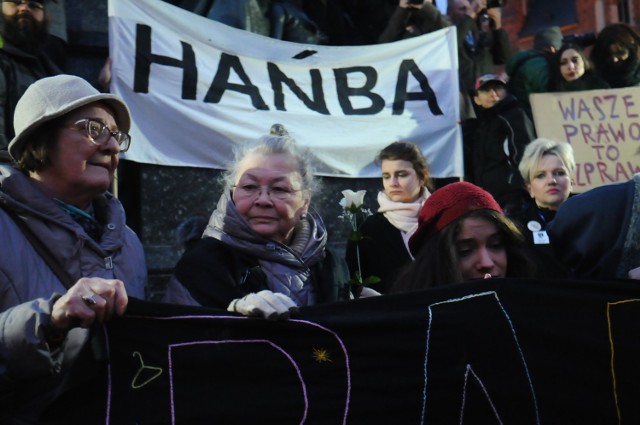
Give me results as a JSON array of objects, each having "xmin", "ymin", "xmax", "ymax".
[
  {"xmin": 506, "ymin": 200, "xmax": 569, "ymax": 279},
  {"xmin": 455, "ymin": 14, "xmax": 511, "ymax": 94},
  {"xmin": 463, "ymin": 94, "xmax": 535, "ymax": 207},
  {"xmin": 345, "ymin": 212, "xmax": 412, "ymax": 294},
  {"xmin": 174, "ymin": 237, "xmax": 351, "ymax": 308},
  {"xmin": 377, "ymin": 3, "xmax": 450, "ymax": 43},
  {"xmin": 269, "ymin": 0, "xmax": 328, "ymax": 44},
  {"xmin": 551, "ymin": 71, "xmax": 610, "ymax": 92},
  {"xmin": 594, "ymin": 50, "xmax": 640, "ymax": 88}
]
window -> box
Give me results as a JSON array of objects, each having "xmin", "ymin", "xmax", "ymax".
[{"xmin": 518, "ymin": 0, "xmax": 578, "ymax": 37}]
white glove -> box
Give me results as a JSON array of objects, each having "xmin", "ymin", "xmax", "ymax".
[
  {"xmin": 628, "ymin": 266, "xmax": 640, "ymax": 280},
  {"xmin": 228, "ymin": 290, "xmax": 299, "ymax": 320},
  {"xmin": 359, "ymin": 287, "xmax": 382, "ymax": 298}
]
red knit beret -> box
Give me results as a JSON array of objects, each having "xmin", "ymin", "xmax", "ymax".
[{"xmin": 408, "ymin": 182, "xmax": 502, "ymax": 255}]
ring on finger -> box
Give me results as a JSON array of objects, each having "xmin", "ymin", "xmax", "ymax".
[{"xmin": 82, "ymin": 293, "xmax": 98, "ymax": 307}]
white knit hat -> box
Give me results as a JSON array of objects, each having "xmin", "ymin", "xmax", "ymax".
[{"xmin": 8, "ymin": 74, "xmax": 131, "ymax": 160}]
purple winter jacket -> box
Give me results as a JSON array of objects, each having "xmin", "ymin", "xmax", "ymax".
[{"xmin": 0, "ymin": 164, "xmax": 147, "ymax": 424}]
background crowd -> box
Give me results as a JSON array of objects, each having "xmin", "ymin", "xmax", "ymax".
[{"xmin": 0, "ymin": 0, "xmax": 639, "ymax": 423}]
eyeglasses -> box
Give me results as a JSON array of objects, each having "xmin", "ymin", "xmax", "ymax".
[
  {"xmin": 2, "ymin": 1, "xmax": 44, "ymax": 10},
  {"xmin": 69, "ymin": 119, "xmax": 131, "ymax": 152},
  {"xmin": 232, "ymin": 184, "xmax": 302, "ymax": 201}
]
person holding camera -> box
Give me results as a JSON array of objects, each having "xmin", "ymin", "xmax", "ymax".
[
  {"xmin": 378, "ymin": 0, "xmax": 451, "ymax": 43},
  {"xmin": 447, "ymin": 0, "xmax": 511, "ymax": 96}
]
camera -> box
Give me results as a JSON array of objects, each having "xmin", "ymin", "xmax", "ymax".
[
  {"xmin": 562, "ymin": 32, "xmax": 597, "ymax": 48},
  {"xmin": 487, "ymin": 0, "xmax": 505, "ymax": 8}
]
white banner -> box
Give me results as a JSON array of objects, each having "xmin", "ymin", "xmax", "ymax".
[{"xmin": 108, "ymin": 0, "xmax": 462, "ymax": 178}]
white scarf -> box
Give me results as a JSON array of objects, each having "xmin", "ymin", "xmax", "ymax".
[{"xmin": 377, "ymin": 188, "xmax": 430, "ymax": 254}]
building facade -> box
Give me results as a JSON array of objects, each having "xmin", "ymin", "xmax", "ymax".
[{"xmin": 501, "ymin": 0, "xmax": 640, "ymax": 51}]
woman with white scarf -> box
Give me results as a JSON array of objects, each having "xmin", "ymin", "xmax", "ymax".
[
  {"xmin": 345, "ymin": 141, "xmax": 431, "ymax": 294},
  {"xmin": 163, "ymin": 125, "xmax": 351, "ymax": 319}
]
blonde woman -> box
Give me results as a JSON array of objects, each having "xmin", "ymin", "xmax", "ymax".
[{"xmin": 507, "ymin": 138, "xmax": 575, "ymax": 277}]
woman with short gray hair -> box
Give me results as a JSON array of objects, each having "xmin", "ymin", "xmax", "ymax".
[
  {"xmin": 222, "ymin": 124, "xmax": 317, "ymax": 194},
  {"xmin": 163, "ymin": 124, "xmax": 351, "ymax": 318}
]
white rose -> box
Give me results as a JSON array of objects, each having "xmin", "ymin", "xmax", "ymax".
[{"xmin": 340, "ymin": 189, "xmax": 367, "ymax": 209}]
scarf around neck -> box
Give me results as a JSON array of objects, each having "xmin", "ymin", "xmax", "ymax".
[
  {"xmin": 203, "ymin": 191, "xmax": 327, "ymax": 306},
  {"xmin": 54, "ymin": 198, "xmax": 102, "ymax": 241},
  {"xmin": 377, "ymin": 188, "xmax": 430, "ymax": 254}
]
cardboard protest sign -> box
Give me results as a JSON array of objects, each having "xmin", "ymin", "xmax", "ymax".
[{"xmin": 531, "ymin": 88, "xmax": 640, "ymax": 191}]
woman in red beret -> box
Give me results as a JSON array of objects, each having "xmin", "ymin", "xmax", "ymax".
[{"xmin": 391, "ymin": 182, "xmax": 534, "ymax": 292}]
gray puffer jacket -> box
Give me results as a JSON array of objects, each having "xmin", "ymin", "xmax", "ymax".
[{"xmin": 0, "ymin": 165, "xmax": 147, "ymax": 424}]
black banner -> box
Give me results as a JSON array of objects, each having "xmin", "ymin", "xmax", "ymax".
[{"xmin": 59, "ymin": 278, "xmax": 640, "ymax": 424}]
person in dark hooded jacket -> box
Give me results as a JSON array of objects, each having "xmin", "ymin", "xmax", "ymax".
[
  {"xmin": 506, "ymin": 26, "xmax": 563, "ymax": 120},
  {"xmin": 590, "ymin": 23, "xmax": 640, "ymax": 89},
  {"xmin": 462, "ymin": 74, "xmax": 535, "ymax": 210}
]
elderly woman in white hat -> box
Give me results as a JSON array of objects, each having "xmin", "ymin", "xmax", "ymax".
[{"xmin": 0, "ymin": 74, "xmax": 147, "ymax": 423}]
